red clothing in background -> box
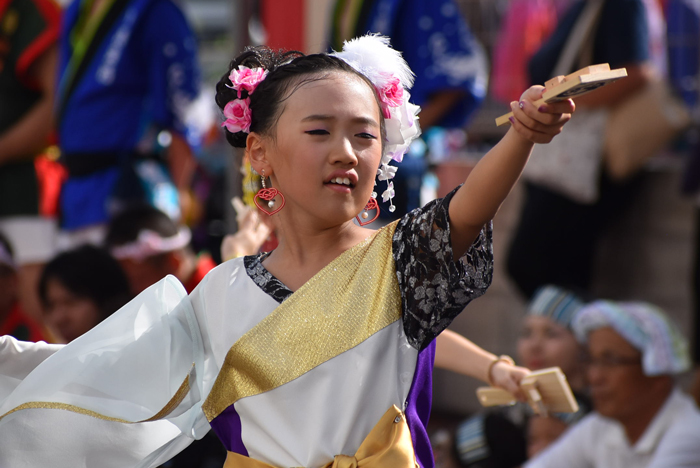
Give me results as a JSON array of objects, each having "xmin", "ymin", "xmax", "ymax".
[
  {"xmin": 0, "ymin": 302, "xmax": 47, "ymax": 342},
  {"xmin": 183, "ymin": 253, "xmax": 216, "ymax": 293}
]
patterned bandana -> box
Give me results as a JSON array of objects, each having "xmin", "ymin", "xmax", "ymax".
[
  {"xmin": 573, "ymin": 300, "xmax": 691, "ymax": 376},
  {"xmin": 528, "ymin": 285, "xmax": 585, "ymax": 329}
]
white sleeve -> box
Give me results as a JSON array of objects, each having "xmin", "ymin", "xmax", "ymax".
[
  {"xmin": 524, "ymin": 415, "xmax": 597, "ymax": 468},
  {"xmin": 0, "ymin": 336, "xmax": 63, "ymax": 399},
  {"xmin": 648, "ymin": 409, "xmax": 700, "ymax": 468},
  {"xmin": 0, "ymin": 276, "xmax": 213, "ymax": 468}
]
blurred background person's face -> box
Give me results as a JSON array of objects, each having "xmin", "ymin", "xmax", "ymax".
[
  {"xmin": 42, "ymin": 277, "xmax": 101, "ymax": 343},
  {"xmin": 586, "ymin": 327, "xmax": 647, "ymax": 421},
  {"xmin": 118, "ymin": 253, "xmax": 179, "ymax": 294},
  {"xmin": 517, "ymin": 315, "xmax": 581, "ymax": 374}
]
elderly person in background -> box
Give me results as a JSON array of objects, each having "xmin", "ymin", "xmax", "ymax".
[
  {"xmin": 526, "ymin": 301, "xmax": 700, "ymax": 468},
  {"xmin": 453, "ymin": 285, "xmax": 591, "ymax": 468}
]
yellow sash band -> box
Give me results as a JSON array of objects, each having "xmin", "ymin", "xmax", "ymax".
[
  {"xmin": 223, "ymin": 405, "xmax": 418, "ymax": 468},
  {"xmin": 203, "ymin": 222, "xmax": 401, "ymax": 421}
]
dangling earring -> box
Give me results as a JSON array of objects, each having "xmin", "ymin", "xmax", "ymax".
[
  {"xmin": 254, "ymin": 169, "xmax": 285, "ymax": 216},
  {"xmin": 356, "ymin": 197, "xmax": 380, "ymax": 226},
  {"xmin": 261, "ymin": 173, "xmax": 273, "ymax": 209}
]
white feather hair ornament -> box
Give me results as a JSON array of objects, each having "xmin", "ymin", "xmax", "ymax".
[
  {"xmin": 332, "ymin": 34, "xmax": 422, "ymax": 214},
  {"xmin": 332, "ymin": 34, "xmax": 415, "ymax": 90}
]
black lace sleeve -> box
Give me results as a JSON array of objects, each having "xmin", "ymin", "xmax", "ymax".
[{"xmin": 393, "ymin": 186, "xmax": 494, "ymax": 351}]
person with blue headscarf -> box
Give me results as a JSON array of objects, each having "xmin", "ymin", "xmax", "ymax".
[
  {"xmin": 56, "ymin": 0, "xmax": 201, "ymax": 248},
  {"xmin": 526, "ymin": 301, "xmax": 700, "ymax": 468}
]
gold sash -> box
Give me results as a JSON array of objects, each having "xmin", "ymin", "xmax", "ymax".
[
  {"xmin": 203, "ymin": 222, "xmax": 402, "ymax": 421},
  {"xmin": 223, "ymin": 405, "xmax": 417, "ymax": 468}
]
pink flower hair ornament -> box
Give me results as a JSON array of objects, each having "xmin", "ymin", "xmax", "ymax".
[
  {"xmin": 226, "ymin": 66, "xmax": 268, "ymax": 99},
  {"xmin": 222, "ymin": 98, "xmax": 252, "ymax": 134},
  {"xmin": 376, "ymin": 73, "xmax": 404, "ymax": 119},
  {"xmin": 221, "ymin": 66, "xmax": 267, "ymax": 134}
]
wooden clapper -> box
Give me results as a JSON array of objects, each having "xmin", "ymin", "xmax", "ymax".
[
  {"xmin": 495, "ymin": 63, "xmax": 627, "ymax": 127},
  {"xmin": 476, "ymin": 367, "xmax": 579, "ymax": 416}
]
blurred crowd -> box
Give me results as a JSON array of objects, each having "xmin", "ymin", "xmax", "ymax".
[{"xmin": 1, "ymin": 0, "xmax": 700, "ymax": 467}]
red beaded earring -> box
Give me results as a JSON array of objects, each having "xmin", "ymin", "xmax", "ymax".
[
  {"xmin": 254, "ymin": 170, "xmax": 285, "ymax": 216},
  {"xmin": 356, "ymin": 197, "xmax": 379, "ymax": 226}
]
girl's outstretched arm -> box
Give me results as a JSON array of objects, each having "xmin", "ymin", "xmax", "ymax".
[
  {"xmin": 435, "ymin": 329, "xmax": 530, "ymax": 401},
  {"xmin": 448, "ymin": 86, "xmax": 575, "ymax": 258}
]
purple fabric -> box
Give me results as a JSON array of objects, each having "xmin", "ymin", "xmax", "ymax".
[
  {"xmin": 405, "ymin": 340, "xmax": 436, "ymax": 468},
  {"xmin": 209, "ymin": 404, "xmax": 248, "ymax": 456},
  {"xmin": 209, "ymin": 341, "xmax": 436, "ymax": 466}
]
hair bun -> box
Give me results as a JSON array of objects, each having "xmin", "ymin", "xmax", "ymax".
[{"xmin": 227, "ymin": 130, "xmax": 249, "ymax": 148}]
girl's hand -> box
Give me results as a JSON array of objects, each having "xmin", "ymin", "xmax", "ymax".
[
  {"xmin": 490, "ymin": 360, "xmax": 532, "ymax": 403},
  {"xmin": 509, "ymin": 86, "xmax": 575, "ymax": 144}
]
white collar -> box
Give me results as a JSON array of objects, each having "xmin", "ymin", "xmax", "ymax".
[{"xmin": 603, "ymin": 387, "xmax": 690, "ymax": 454}]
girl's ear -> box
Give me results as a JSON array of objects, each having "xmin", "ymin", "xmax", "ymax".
[{"xmin": 247, "ymin": 132, "xmax": 272, "ymax": 176}]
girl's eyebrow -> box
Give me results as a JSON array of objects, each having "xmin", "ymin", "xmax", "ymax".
[{"xmin": 301, "ymin": 114, "xmax": 379, "ymax": 127}]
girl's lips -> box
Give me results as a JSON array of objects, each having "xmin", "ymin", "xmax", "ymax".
[
  {"xmin": 324, "ymin": 182, "xmax": 353, "ymax": 194},
  {"xmin": 324, "ymin": 171, "xmax": 359, "ymax": 186}
]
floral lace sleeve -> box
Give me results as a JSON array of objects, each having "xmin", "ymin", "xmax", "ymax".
[{"xmin": 393, "ymin": 186, "xmax": 494, "ymax": 351}]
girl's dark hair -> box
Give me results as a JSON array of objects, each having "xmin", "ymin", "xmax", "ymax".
[
  {"xmin": 215, "ymin": 47, "xmax": 384, "ymax": 148},
  {"xmin": 38, "ymin": 245, "xmax": 133, "ymax": 321}
]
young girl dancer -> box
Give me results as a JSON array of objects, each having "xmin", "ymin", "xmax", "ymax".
[{"xmin": 0, "ymin": 36, "xmax": 573, "ymax": 468}]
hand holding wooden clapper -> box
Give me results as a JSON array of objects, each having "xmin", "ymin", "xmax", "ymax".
[
  {"xmin": 476, "ymin": 367, "xmax": 579, "ymax": 417},
  {"xmin": 495, "ymin": 63, "xmax": 627, "ymax": 127}
]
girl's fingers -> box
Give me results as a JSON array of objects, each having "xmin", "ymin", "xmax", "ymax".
[
  {"xmin": 499, "ymin": 373, "xmax": 527, "ymax": 402},
  {"xmin": 539, "ymin": 98, "xmax": 575, "ymax": 116},
  {"xmin": 510, "ymin": 101, "xmax": 541, "ymax": 130},
  {"xmin": 508, "ymin": 366, "xmax": 531, "ymax": 402},
  {"xmin": 520, "ymin": 85, "xmax": 547, "ymax": 103},
  {"xmin": 511, "ymin": 99, "xmax": 573, "ymax": 143},
  {"xmin": 517, "ymin": 100, "xmax": 572, "ymax": 130},
  {"xmin": 511, "ymin": 386, "xmax": 528, "ymax": 403},
  {"xmin": 509, "ymin": 111, "xmax": 557, "ymax": 144}
]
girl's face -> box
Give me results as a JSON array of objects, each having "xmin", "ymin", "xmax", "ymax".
[
  {"xmin": 517, "ymin": 315, "xmax": 582, "ymax": 376},
  {"xmin": 254, "ymin": 72, "xmax": 383, "ymax": 228},
  {"xmin": 43, "ymin": 278, "xmax": 101, "ymax": 343}
]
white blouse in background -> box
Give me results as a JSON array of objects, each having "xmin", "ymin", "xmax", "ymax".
[{"xmin": 525, "ymin": 388, "xmax": 700, "ymax": 468}]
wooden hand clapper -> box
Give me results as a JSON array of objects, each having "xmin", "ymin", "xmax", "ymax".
[
  {"xmin": 476, "ymin": 367, "xmax": 580, "ymax": 416},
  {"xmin": 495, "ymin": 63, "xmax": 628, "ymax": 126}
]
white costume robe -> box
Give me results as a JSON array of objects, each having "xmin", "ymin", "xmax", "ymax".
[{"xmin": 0, "ymin": 188, "xmax": 493, "ymax": 467}]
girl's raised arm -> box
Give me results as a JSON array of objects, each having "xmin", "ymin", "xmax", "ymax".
[
  {"xmin": 435, "ymin": 330, "xmax": 529, "ymax": 401},
  {"xmin": 448, "ymin": 87, "xmax": 574, "ymax": 258}
]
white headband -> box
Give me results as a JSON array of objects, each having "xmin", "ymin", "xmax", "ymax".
[
  {"xmin": 111, "ymin": 227, "xmax": 191, "ymax": 262},
  {"xmin": 332, "ymin": 34, "xmax": 422, "ymax": 212}
]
